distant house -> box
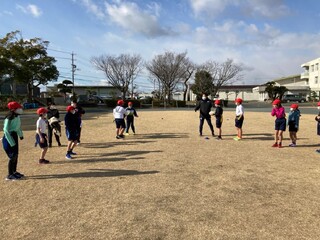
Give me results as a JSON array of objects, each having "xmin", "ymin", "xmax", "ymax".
[
  {"xmin": 45, "ymin": 85, "xmax": 121, "ymax": 99},
  {"xmin": 188, "ymin": 84, "xmax": 258, "ymax": 101},
  {"xmin": 0, "ymin": 79, "xmax": 40, "ymax": 97},
  {"xmin": 253, "ymin": 74, "xmax": 310, "ymax": 101}
]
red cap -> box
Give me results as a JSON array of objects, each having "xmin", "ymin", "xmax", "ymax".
[
  {"xmin": 317, "ymin": 102, "xmax": 320, "ymax": 106},
  {"xmin": 235, "ymin": 98, "xmax": 242, "ymax": 104},
  {"xmin": 272, "ymin": 99, "xmax": 281, "ymax": 105},
  {"xmin": 117, "ymin": 100, "xmax": 124, "ymax": 105},
  {"xmin": 7, "ymin": 101, "xmax": 22, "ymax": 110},
  {"xmin": 214, "ymin": 100, "xmax": 221, "ymax": 105},
  {"xmin": 128, "ymin": 101, "xmax": 133, "ymax": 105},
  {"xmin": 66, "ymin": 105, "xmax": 75, "ymax": 112},
  {"xmin": 290, "ymin": 104, "xmax": 298, "ymax": 109},
  {"xmin": 37, "ymin": 107, "xmax": 48, "ymax": 115}
]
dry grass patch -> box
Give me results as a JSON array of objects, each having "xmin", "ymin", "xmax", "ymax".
[{"xmin": 1, "ymin": 109, "xmax": 320, "ymax": 239}]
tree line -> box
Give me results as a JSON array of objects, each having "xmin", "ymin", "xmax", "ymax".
[{"xmin": 1, "ymin": 30, "xmax": 245, "ymax": 103}]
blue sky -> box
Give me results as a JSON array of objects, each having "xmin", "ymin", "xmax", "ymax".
[{"xmin": 1, "ymin": 0, "xmax": 320, "ymax": 93}]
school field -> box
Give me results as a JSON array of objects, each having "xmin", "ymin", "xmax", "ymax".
[{"xmin": 1, "ymin": 108, "xmax": 320, "ymax": 239}]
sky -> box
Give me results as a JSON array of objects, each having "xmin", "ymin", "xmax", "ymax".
[{"xmin": 1, "ymin": 0, "xmax": 320, "ymax": 93}]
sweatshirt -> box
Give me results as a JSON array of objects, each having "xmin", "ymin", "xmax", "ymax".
[{"xmin": 113, "ymin": 106, "xmax": 126, "ymax": 119}]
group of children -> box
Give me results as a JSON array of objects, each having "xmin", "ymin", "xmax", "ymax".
[
  {"xmin": 113, "ymin": 100, "xmax": 139, "ymax": 139},
  {"xmin": 195, "ymin": 93, "xmax": 244, "ymax": 141},
  {"xmin": 195, "ymin": 93, "xmax": 319, "ymax": 150},
  {"xmin": 2, "ymin": 96, "xmax": 320, "ymax": 181}
]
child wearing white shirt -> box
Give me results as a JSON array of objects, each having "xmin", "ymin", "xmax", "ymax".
[
  {"xmin": 234, "ymin": 98, "xmax": 244, "ymax": 141},
  {"xmin": 36, "ymin": 107, "xmax": 50, "ymax": 164}
]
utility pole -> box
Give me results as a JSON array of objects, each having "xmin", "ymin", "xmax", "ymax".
[{"xmin": 71, "ymin": 52, "xmax": 76, "ymax": 96}]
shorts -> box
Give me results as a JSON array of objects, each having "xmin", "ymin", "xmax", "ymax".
[
  {"xmin": 235, "ymin": 116, "xmax": 244, "ymax": 128},
  {"xmin": 288, "ymin": 121, "xmax": 298, "ymax": 132},
  {"xmin": 36, "ymin": 133, "xmax": 48, "ymax": 148},
  {"xmin": 115, "ymin": 119, "xmax": 126, "ymax": 129},
  {"xmin": 66, "ymin": 129, "xmax": 79, "ymax": 141},
  {"xmin": 216, "ymin": 117, "xmax": 223, "ymax": 128},
  {"xmin": 275, "ymin": 118, "xmax": 286, "ymax": 131}
]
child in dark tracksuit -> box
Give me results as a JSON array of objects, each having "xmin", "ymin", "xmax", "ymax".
[
  {"xmin": 2, "ymin": 102, "xmax": 24, "ymax": 180},
  {"xmin": 65, "ymin": 105, "xmax": 79, "ymax": 160},
  {"xmin": 214, "ymin": 100, "xmax": 223, "ymax": 140},
  {"xmin": 125, "ymin": 102, "xmax": 138, "ymax": 135},
  {"xmin": 195, "ymin": 93, "xmax": 214, "ymax": 136}
]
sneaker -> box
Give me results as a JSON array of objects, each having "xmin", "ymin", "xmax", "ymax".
[
  {"xmin": 5, "ymin": 174, "xmax": 20, "ymax": 181},
  {"xmin": 289, "ymin": 143, "xmax": 296, "ymax": 147},
  {"xmin": 58, "ymin": 142, "xmax": 62, "ymax": 147},
  {"xmin": 199, "ymin": 133, "xmax": 203, "ymax": 136},
  {"xmin": 119, "ymin": 135, "xmax": 125, "ymax": 138},
  {"xmin": 70, "ymin": 151, "xmax": 77, "ymax": 155},
  {"xmin": 233, "ymin": 136, "xmax": 240, "ymax": 141},
  {"xmin": 13, "ymin": 172, "xmax": 25, "ymax": 178},
  {"xmin": 316, "ymin": 149, "xmax": 320, "ymax": 153},
  {"xmin": 116, "ymin": 135, "xmax": 121, "ymax": 139},
  {"xmin": 39, "ymin": 159, "xmax": 50, "ymax": 164},
  {"xmin": 278, "ymin": 143, "xmax": 282, "ymax": 148},
  {"xmin": 216, "ymin": 136, "xmax": 222, "ymax": 140},
  {"xmin": 65, "ymin": 153, "xmax": 72, "ymax": 160},
  {"xmin": 124, "ymin": 133, "xmax": 130, "ymax": 136},
  {"xmin": 272, "ymin": 143, "xmax": 278, "ymax": 147}
]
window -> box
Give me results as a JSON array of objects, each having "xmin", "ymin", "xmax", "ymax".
[
  {"xmin": 316, "ymin": 63, "xmax": 319, "ymax": 71},
  {"xmin": 311, "ymin": 65, "xmax": 314, "ymax": 72},
  {"xmin": 316, "ymin": 76, "xmax": 319, "ymax": 84}
]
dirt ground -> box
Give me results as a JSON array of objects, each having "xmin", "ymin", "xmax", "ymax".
[{"xmin": 1, "ymin": 109, "xmax": 320, "ymax": 240}]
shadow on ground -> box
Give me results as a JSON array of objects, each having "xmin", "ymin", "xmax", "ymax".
[
  {"xmin": 81, "ymin": 140, "xmax": 156, "ymax": 149},
  {"xmin": 51, "ymin": 150, "xmax": 163, "ymax": 164},
  {"xmin": 29, "ymin": 168, "xmax": 159, "ymax": 180}
]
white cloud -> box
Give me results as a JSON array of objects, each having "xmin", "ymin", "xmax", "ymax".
[
  {"xmin": 16, "ymin": 4, "xmax": 43, "ymax": 18},
  {"xmin": 79, "ymin": 0, "xmax": 105, "ymax": 19},
  {"xmin": 0, "ymin": 11, "xmax": 13, "ymax": 16},
  {"xmin": 189, "ymin": 0, "xmax": 290, "ymax": 19},
  {"xmin": 190, "ymin": 0, "xmax": 231, "ymax": 17},
  {"xmin": 105, "ymin": 1, "xmax": 174, "ymax": 38}
]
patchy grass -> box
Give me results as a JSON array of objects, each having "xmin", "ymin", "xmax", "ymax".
[{"xmin": 1, "ymin": 110, "xmax": 320, "ymax": 239}]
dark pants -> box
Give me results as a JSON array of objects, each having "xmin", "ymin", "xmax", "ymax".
[
  {"xmin": 2, "ymin": 132, "xmax": 19, "ymax": 175},
  {"xmin": 199, "ymin": 117, "xmax": 214, "ymax": 135},
  {"xmin": 48, "ymin": 123, "xmax": 61, "ymax": 146},
  {"xmin": 126, "ymin": 117, "xmax": 135, "ymax": 133}
]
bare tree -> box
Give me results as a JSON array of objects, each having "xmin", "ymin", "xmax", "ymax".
[
  {"xmin": 180, "ymin": 59, "xmax": 195, "ymax": 101},
  {"xmin": 198, "ymin": 59, "xmax": 243, "ymax": 97},
  {"xmin": 146, "ymin": 51, "xmax": 191, "ymax": 104},
  {"xmin": 91, "ymin": 53, "xmax": 143, "ymax": 99}
]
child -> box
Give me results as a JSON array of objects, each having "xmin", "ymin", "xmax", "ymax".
[
  {"xmin": 36, "ymin": 107, "xmax": 50, "ymax": 164},
  {"xmin": 271, "ymin": 99, "xmax": 286, "ymax": 148},
  {"xmin": 64, "ymin": 105, "xmax": 79, "ymax": 160},
  {"xmin": 125, "ymin": 101, "xmax": 138, "ymax": 135},
  {"xmin": 113, "ymin": 100, "xmax": 127, "ymax": 139},
  {"xmin": 71, "ymin": 99, "xmax": 85, "ymax": 144},
  {"xmin": 214, "ymin": 99, "xmax": 223, "ymax": 140},
  {"xmin": 2, "ymin": 102, "xmax": 24, "ymax": 180},
  {"xmin": 234, "ymin": 98, "xmax": 244, "ymax": 141},
  {"xmin": 315, "ymin": 102, "xmax": 320, "ymax": 153},
  {"xmin": 287, "ymin": 103, "xmax": 300, "ymax": 147},
  {"xmin": 47, "ymin": 102, "xmax": 61, "ymax": 147}
]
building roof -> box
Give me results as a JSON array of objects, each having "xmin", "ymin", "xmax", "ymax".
[{"xmin": 271, "ymin": 74, "xmax": 301, "ymax": 83}]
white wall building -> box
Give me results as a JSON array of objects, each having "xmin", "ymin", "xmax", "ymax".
[{"xmin": 301, "ymin": 57, "xmax": 320, "ymax": 94}]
